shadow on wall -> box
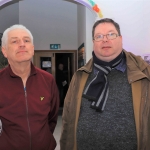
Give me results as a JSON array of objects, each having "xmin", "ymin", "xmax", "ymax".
[{"xmin": 0, "ymin": 0, "xmax": 21, "ymax": 10}]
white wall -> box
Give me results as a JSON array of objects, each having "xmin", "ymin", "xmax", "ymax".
[
  {"xmin": 19, "ymin": 0, "xmax": 78, "ymax": 50},
  {"xmin": 77, "ymin": 4, "xmax": 86, "ymax": 48},
  {"xmin": 92, "ymin": 0, "xmax": 150, "ymax": 56},
  {"xmin": 0, "ymin": 2, "xmax": 19, "ymax": 33},
  {"xmin": 77, "ymin": 4, "xmax": 96, "ymax": 63},
  {"xmin": 85, "ymin": 8, "xmax": 96, "ymax": 62}
]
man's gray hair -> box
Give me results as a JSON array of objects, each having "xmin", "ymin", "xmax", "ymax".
[{"xmin": 1, "ymin": 24, "xmax": 34, "ymax": 47}]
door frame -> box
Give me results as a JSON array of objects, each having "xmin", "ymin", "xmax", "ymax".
[{"xmin": 33, "ymin": 50, "xmax": 77, "ymax": 78}]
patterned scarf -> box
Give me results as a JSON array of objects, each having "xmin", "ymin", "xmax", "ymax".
[{"xmin": 83, "ymin": 51, "xmax": 124, "ymax": 112}]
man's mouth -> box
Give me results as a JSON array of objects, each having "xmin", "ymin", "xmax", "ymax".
[
  {"xmin": 17, "ymin": 50, "xmax": 27, "ymax": 53},
  {"xmin": 102, "ymin": 46, "xmax": 111, "ymax": 49}
]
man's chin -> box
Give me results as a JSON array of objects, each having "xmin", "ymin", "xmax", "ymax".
[
  {"xmin": 99, "ymin": 54, "xmax": 117, "ymax": 62},
  {"xmin": 17, "ymin": 59, "xmax": 32, "ymax": 63}
]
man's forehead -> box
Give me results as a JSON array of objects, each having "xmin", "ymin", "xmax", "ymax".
[
  {"xmin": 9, "ymin": 29, "xmax": 29, "ymax": 36},
  {"xmin": 97, "ymin": 22, "xmax": 115, "ymax": 27},
  {"xmin": 8, "ymin": 30, "xmax": 31, "ymax": 40},
  {"xmin": 95, "ymin": 23, "xmax": 117, "ymax": 33}
]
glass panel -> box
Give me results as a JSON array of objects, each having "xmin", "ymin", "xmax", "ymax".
[{"xmin": 40, "ymin": 57, "xmax": 52, "ymax": 73}]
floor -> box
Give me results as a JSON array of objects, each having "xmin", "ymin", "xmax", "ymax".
[{"xmin": 53, "ymin": 109, "xmax": 63, "ymax": 150}]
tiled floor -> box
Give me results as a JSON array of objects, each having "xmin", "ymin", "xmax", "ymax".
[{"xmin": 53, "ymin": 110, "xmax": 62, "ymax": 150}]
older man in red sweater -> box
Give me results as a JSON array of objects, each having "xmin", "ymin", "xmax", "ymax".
[{"xmin": 0, "ymin": 24, "xmax": 59, "ymax": 150}]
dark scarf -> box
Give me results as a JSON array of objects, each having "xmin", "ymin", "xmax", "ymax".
[{"xmin": 83, "ymin": 51, "xmax": 124, "ymax": 112}]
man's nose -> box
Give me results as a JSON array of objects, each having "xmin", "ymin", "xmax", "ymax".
[
  {"xmin": 103, "ymin": 35, "xmax": 108, "ymax": 42},
  {"xmin": 19, "ymin": 40, "xmax": 25, "ymax": 46}
]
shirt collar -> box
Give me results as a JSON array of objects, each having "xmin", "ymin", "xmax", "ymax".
[{"xmin": 114, "ymin": 56, "xmax": 126, "ymax": 72}]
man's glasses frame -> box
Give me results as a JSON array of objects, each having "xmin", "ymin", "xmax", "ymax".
[{"xmin": 94, "ymin": 33, "xmax": 119, "ymax": 42}]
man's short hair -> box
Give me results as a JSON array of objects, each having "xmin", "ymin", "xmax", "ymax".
[
  {"xmin": 1, "ymin": 24, "xmax": 34, "ymax": 47},
  {"xmin": 92, "ymin": 18, "xmax": 121, "ymax": 40}
]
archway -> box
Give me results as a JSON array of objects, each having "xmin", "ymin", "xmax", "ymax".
[
  {"xmin": 73, "ymin": 0, "xmax": 103, "ymax": 18},
  {"xmin": 0, "ymin": 0, "xmax": 12, "ymax": 6},
  {"xmin": 0, "ymin": 0, "xmax": 103, "ymax": 19},
  {"xmin": 0, "ymin": 0, "xmax": 20, "ymax": 6}
]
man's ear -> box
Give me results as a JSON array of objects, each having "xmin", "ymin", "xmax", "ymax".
[{"xmin": 1, "ymin": 47, "xmax": 8, "ymax": 58}]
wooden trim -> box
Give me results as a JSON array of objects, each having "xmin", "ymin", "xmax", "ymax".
[{"xmin": 33, "ymin": 50, "xmax": 77, "ymax": 76}]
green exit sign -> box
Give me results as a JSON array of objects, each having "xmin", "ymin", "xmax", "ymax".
[{"xmin": 50, "ymin": 44, "xmax": 61, "ymax": 50}]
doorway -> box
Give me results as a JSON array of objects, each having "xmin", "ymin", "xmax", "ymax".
[
  {"xmin": 33, "ymin": 50, "xmax": 77, "ymax": 108},
  {"xmin": 55, "ymin": 53, "xmax": 73, "ymax": 107},
  {"xmin": 55, "ymin": 53, "xmax": 74, "ymax": 84}
]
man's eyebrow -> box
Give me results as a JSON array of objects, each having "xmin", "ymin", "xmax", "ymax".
[
  {"xmin": 10, "ymin": 37, "xmax": 18, "ymax": 39},
  {"xmin": 95, "ymin": 30, "xmax": 116, "ymax": 35},
  {"xmin": 23, "ymin": 36, "xmax": 31, "ymax": 39},
  {"xmin": 107, "ymin": 30, "xmax": 115, "ymax": 33},
  {"xmin": 10, "ymin": 36, "xmax": 31, "ymax": 39}
]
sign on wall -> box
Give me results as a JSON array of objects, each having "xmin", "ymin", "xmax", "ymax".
[{"xmin": 50, "ymin": 44, "xmax": 61, "ymax": 50}]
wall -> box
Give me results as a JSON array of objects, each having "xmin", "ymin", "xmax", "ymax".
[
  {"xmin": 77, "ymin": 4, "xmax": 96, "ymax": 62},
  {"xmin": 77, "ymin": 4, "xmax": 86, "ymax": 48},
  {"xmin": 85, "ymin": 8, "xmax": 96, "ymax": 62},
  {"xmin": 0, "ymin": 2, "xmax": 19, "ymax": 32},
  {"xmin": 90, "ymin": 0, "xmax": 150, "ymax": 57},
  {"xmin": 19, "ymin": 0, "xmax": 78, "ymax": 50}
]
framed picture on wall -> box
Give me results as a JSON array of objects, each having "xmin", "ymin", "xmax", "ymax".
[
  {"xmin": 78, "ymin": 43, "xmax": 85, "ymax": 69},
  {"xmin": 42, "ymin": 61, "xmax": 51, "ymax": 68},
  {"xmin": 143, "ymin": 54, "xmax": 150, "ymax": 64}
]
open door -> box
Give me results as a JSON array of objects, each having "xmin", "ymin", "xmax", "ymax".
[
  {"xmin": 55, "ymin": 53, "xmax": 75, "ymax": 107},
  {"xmin": 33, "ymin": 50, "xmax": 77, "ymax": 108}
]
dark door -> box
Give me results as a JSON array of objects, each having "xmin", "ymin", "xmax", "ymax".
[{"xmin": 55, "ymin": 53, "xmax": 73, "ymax": 107}]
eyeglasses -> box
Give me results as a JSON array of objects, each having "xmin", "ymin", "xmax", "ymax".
[{"xmin": 94, "ymin": 33, "xmax": 119, "ymax": 42}]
